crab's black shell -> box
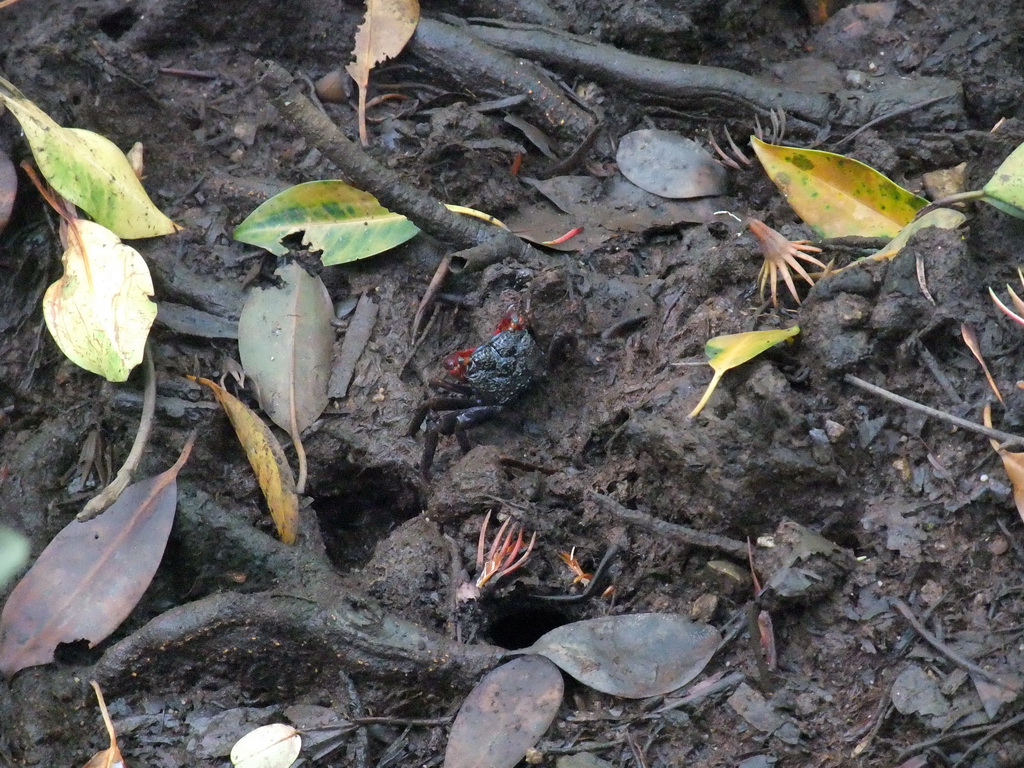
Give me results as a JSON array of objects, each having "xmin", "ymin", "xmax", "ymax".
[{"xmin": 463, "ymin": 328, "xmax": 544, "ymax": 405}]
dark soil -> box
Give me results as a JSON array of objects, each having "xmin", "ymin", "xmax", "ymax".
[{"xmin": 3, "ymin": 1, "xmax": 1024, "ymax": 766}]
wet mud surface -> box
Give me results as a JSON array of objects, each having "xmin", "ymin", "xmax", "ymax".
[{"xmin": 2, "ymin": 1, "xmax": 1024, "ymax": 766}]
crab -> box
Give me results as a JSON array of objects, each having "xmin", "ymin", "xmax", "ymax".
[{"xmin": 408, "ymin": 306, "xmax": 545, "ymax": 479}]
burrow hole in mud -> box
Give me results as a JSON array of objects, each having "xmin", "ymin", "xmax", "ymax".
[
  {"xmin": 97, "ymin": 7, "xmax": 140, "ymax": 39},
  {"xmin": 311, "ymin": 466, "xmax": 421, "ymax": 572},
  {"xmin": 484, "ymin": 603, "xmax": 573, "ymax": 650}
]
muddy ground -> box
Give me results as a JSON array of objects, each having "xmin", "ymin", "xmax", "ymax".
[{"xmin": 2, "ymin": 0, "xmax": 1024, "ymax": 766}]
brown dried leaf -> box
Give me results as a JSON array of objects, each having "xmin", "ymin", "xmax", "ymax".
[
  {"xmin": 345, "ymin": 0, "xmax": 420, "ymax": 145},
  {"xmin": 444, "ymin": 655, "xmax": 563, "ymax": 768},
  {"xmin": 189, "ymin": 377, "xmax": 299, "ymax": 544},
  {"xmin": 0, "ymin": 435, "xmax": 195, "ymax": 679}
]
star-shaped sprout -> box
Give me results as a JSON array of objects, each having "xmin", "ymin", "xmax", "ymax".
[{"xmin": 749, "ymin": 218, "xmax": 827, "ymax": 307}]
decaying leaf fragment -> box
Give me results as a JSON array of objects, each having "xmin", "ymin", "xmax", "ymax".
[
  {"xmin": 0, "ymin": 434, "xmax": 195, "ymax": 679},
  {"xmin": 42, "ymin": 218, "xmax": 157, "ymax": 382},
  {"xmin": 687, "ymin": 327, "xmax": 801, "ymax": 419},
  {"xmin": 188, "ymin": 377, "xmax": 300, "ymax": 544},
  {"xmin": 346, "ymin": 0, "xmax": 420, "ymax": 145},
  {"xmin": 82, "ymin": 681, "xmax": 126, "ymax": 768}
]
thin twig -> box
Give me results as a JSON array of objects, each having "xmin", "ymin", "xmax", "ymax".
[
  {"xmin": 588, "ymin": 492, "xmax": 748, "ymax": 556},
  {"xmin": 411, "ymin": 255, "xmax": 451, "ymax": 343},
  {"xmin": 844, "ymin": 374, "xmax": 1024, "ymax": 448},
  {"xmin": 78, "ymin": 343, "xmax": 157, "ymax": 520},
  {"xmin": 950, "ymin": 711, "xmax": 1024, "ymax": 767},
  {"xmin": 892, "ymin": 598, "xmax": 1022, "ymax": 691}
]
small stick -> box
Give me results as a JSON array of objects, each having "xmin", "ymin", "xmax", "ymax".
[
  {"xmin": 892, "ymin": 598, "xmax": 1022, "ymax": 692},
  {"xmin": 78, "ymin": 344, "xmax": 156, "ymax": 520},
  {"xmin": 844, "ymin": 374, "xmax": 1024, "ymax": 448},
  {"xmin": 588, "ymin": 492, "xmax": 748, "ymax": 556},
  {"xmin": 411, "ymin": 255, "xmax": 451, "ymax": 343}
]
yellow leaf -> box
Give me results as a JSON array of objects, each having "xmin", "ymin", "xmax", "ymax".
[
  {"xmin": 688, "ymin": 327, "xmax": 801, "ymax": 419},
  {"xmin": 42, "ymin": 219, "xmax": 156, "ymax": 382},
  {"xmin": 750, "ymin": 136, "xmax": 927, "ymax": 238},
  {"xmin": 984, "ymin": 404, "xmax": 1024, "ymax": 525},
  {"xmin": 189, "ymin": 377, "xmax": 300, "ymax": 544},
  {"xmin": 0, "ymin": 76, "xmax": 179, "ymax": 238},
  {"xmin": 345, "ymin": 0, "xmax": 420, "ymax": 145}
]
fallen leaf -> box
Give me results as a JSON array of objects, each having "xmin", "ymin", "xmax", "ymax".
[
  {"xmin": 983, "ymin": 404, "xmax": 1024, "ymax": 525},
  {"xmin": 230, "ymin": 723, "xmax": 301, "ymax": 768},
  {"xmin": 328, "ymin": 293, "xmax": 378, "ymax": 399},
  {"xmin": 444, "ymin": 655, "xmax": 563, "ymax": 768},
  {"xmin": 0, "ymin": 76, "xmax": 178, "ymax": 238},
  {"xmin": 750, "ymin": 136, "xmax": 927, "ymax": 238},
  {"xmin": 346, "ymin": 0, "xmax": 420, "ymax": 145},
  {"xmin": 687, "ymin": 327, "xmax": 800, "ymax": 419},
  {"xmin": 82, "ymin": 681, "xmax": 125, "ymax": 768},
  {"xmin": 0, "ymin": 434, "xmax": 195, "ymax": 679},
  {"xmin": 523, "ymin": 613, "xmax": 720, "ymax": 698},
  {"xmin": 616, "ymin": 130, "xmax": 728, "ymax": 199},
  {"xmin": 237, "ymin": 263, "xmax": 333, "ymax": 493},
  {"xmin": 189, "ymin": 377, "xmax": 299, "ymax": 544},
  {"xmin": 233, "ymin": 180, "xmax": 419, "ymax": 265},
  {"xmin": 42, "ymin": 218, "xmax": 156, "ymax": 382}
]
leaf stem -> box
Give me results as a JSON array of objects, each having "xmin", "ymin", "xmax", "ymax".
[{"xmin": 78, "ymin": 343, "xmax": 156, "ymax": 520}]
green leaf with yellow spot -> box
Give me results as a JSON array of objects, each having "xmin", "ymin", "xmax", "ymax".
[
  {"xmin": 233, "ymin": 180, "xmax": 420, "ymax": 265},
  {"xmin": 750, "ymin": 137, "xmax": 927, "ymax": 238},
  {"xmin": 688, "ymin": 326, "xmax": 800, "ymax": 419}
]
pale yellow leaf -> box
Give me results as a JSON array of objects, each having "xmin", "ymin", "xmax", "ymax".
[
  {"xmin": 189, "ymin": 377, "xmax": 300, "ymax": 544},
  {"xmin": 345, "ymin": 0, "xmax": 420, "ymax": 144},
  {"xmin": 231, "ymin": 723, "xmax": 301, "ymax": 768},
  {"xmin": 42, "ymin": 219, "xmax": 156, "ymax": 382}
]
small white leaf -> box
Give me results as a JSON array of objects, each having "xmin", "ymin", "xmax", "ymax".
[{"xmin": 230, "ymin": 723, "xmax": 301, "ymax": 768}]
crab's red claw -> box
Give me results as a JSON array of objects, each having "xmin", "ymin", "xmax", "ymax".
[{"xmin": 443, "ymin": 347, "xmax": 476, "ymax": 379}]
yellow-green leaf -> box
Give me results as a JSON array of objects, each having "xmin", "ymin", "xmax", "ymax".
[
  {"xmin": 188, "ymin": 377, "xmax": 299, "ymax": 544},
  {"xmin": 42, "ymin": 219, "xmax": 156, "ymax": 381},
  {"xmin": 233, "ymin": 180, "xmax": 420, "ymax": 265},
  {"xmin": 688, "ymin": 326, "xmax": 800, "ymax": 419},
  {"xmin": 982, "ymin": 140, "xmax": 1024, "ymax": 219},
  {"xmin": 867, "ymin": 207, "xmax": 967, "ymax": 263},
  {"xmin": 0, "ymin": 76, "xmax": 179, "ymax": 239},
  {"xmin": 750, "ymin": 136, "xmax": 927, "ymax": 238}
]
